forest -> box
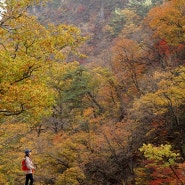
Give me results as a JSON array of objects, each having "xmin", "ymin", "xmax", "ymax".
[{"xmin": 0, "ymin": 0, "xmax": 185, "ymax": 184}]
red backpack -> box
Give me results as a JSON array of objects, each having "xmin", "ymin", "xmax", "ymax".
[{"xmin": 22, "ymin": 158, "xmax": 29, "ymax": 171}]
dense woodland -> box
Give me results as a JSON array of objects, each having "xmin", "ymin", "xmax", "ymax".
[{"xmin": 0, "ymin": 0, "xmax": 185, "ymax": 184}]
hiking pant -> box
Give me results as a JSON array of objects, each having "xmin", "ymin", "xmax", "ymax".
[{"xmin": 25, "ymin": 173, "xmax": 34, "ymax": 185}]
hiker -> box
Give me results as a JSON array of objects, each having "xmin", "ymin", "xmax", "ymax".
[{"xmin": 23, "ymin": 149, "xmax": 36, "ymax": 185}]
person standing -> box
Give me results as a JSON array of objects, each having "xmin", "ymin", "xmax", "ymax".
[{"xmin": 24, "ymin": 149, "xmax": 36, "ymax": 185}]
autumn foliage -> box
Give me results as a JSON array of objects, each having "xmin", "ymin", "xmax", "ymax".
[{"xmin": 1, "ymin": 0, "xmax": 185, "ymax": 185}]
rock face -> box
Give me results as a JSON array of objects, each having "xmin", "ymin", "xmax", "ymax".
[{"xmin": 29, "ymin": 0, "xmax": 128, "ymax": 59}]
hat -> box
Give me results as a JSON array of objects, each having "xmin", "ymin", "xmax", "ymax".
[{"xmin": 25, "ymin": 149, "xmax": 31, "ymax": 154}]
